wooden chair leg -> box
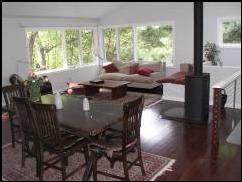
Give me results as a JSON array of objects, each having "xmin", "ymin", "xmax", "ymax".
[
  {"xmin": 83, "ymin": 144, "xmax": 89, "ymax": 163},
  {"xmin": 10, "ymin": 120, "xmax": 16, "ymax": 148},
  {"xmin": 61, "ymin": 156, "xmax": 67, "ymax": 181},
  {"xmin": 21, "ymin": 142, "xmax": 25, "ymax": 167},
  {"xmin": 137, "ymin": 145, "xmax": 145, "ymax": 176},
  {"xmin": 122, "ymin": 153, "xmax": 129, "ymax": 181},
  {"xmin": 39, "ymin": 148, "xmax": 44, "ymax": 181},
  {"xmin": 92, "ymin": 152, "xmax": 97, "ymax": 181}
]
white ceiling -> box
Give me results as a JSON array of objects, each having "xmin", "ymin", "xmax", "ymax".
[{"xmin": 2, "ymin": 2, "xmax": 124, "ymax": 19}]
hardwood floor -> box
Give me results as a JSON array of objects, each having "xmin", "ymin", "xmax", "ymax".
[{"xmin": 2, "ymin": 100, "xmax": 241, "ymax": 181}]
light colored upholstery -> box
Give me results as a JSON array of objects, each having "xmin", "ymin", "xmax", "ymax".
[
  {"xmin": 99, "ymin": 61, "xmax": 165, "ymax": 83},
  {"xmin": 138, "ymin": 61, "xmax": 162, "ymax": 72}
]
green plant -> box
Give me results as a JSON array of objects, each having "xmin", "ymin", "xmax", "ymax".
[{"xmin": 204, "ymin": 41, "xmax": 221, "ymax": 65}]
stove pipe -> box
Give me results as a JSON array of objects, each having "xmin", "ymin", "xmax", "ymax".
[{"xmin": 194, "ymin": 2, "xmax": 203, "ymax": 76}]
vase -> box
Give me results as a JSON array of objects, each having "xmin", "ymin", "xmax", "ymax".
[{"xmin": 28, "ymin": 79, "xmax": 42, "ymax": 102}]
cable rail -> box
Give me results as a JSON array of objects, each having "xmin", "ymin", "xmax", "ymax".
[{"xmin": 211, "ymin": 70, "xmax": 241, "ymax": 152}]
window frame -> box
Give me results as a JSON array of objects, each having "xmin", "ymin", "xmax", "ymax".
[
  {"xmin": 217, "ymin": 17, "xmax": 241, "ymax": 48},
  {"xmin": 100, "ymin": 21, "xmax": 175, "ymax": 65},
  {"xmin": 25, "ymin": 27, "xmax": 98, "ymax": 74}
]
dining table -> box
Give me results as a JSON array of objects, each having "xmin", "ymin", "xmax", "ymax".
[{"xmin": 40, "ymin": 93, "xmax": 124, "ymax": 180}]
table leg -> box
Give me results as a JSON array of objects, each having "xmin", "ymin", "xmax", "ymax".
[
  {"xmin": 84, "ymin": 86, "xmax": 99, "ymax": 96},
  {"xmin": 82, "ymin": 151, "xmax": 96, "ymax": 181},
  {"xmin": 112, "ymin": 86, "xmax": 127, "ymax": 99}
]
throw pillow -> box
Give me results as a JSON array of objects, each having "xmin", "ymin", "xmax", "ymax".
[
  {"xmin": 129, "ymin": 63, "xmax": 139, "ymax": 74},
  {"xmin": 138, "ymin": 61, "xmax": 161, "ymax": 72},
  {"xmin": 103, "ymin": 63, "xmax": 119, "ymax": 73},
  {"xmin": 137, "ymin": 67, "xmax": 154, "ymax": 77},
  {"xmin": 66, "ymin": 82, "xmax": 84, "ymax": 95}
]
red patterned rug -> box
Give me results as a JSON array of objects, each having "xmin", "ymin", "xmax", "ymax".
[{"xmin": 2, "ymin": 144, "xmax": 175, "ymax": 181}]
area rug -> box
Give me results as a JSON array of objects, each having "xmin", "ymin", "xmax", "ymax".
[
  {"xmin": 2, "ymin": 144, "xmax": 175, "ymax": 181},
  {"xmin": 92, "ymin": 89, "xmax": 162, "ymax": 108}
]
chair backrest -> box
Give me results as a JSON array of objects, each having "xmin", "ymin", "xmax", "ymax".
[
  {"xmin": 12, "ymin": 96, "xmax": 35, "ymax": 137},
  {"xmin": 30, "ymin": 102, "xmax": 62, "ymax": 148},
  {"xmin": 122, "ymin": 95, "xmax": 144, "ymax": 148},
  {"xmin": 2, "ymin": 85, "xmax": 26, "ymax": 113}
]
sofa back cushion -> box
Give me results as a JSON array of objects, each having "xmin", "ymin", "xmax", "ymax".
[
  {"xmin": 137, "ymin": 67, "xmax": 154, "ymax": 76},
  {"xmin": 103, "ymin": 63, "xmax": 119, "ymax": 73},
  {"xmin": 138, "ymin": 61, "xmax": 161, "ymax": 72},
  {"xmin": 113, "ymin": 61, "xmax": 139, "ymax": 74},
  {"xmin": 180, "ymin": 63, "xmax": 193, "ymax": 73}
]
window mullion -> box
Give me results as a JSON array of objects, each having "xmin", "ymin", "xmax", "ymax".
[
  {"xmin": 61, "ymin": 30, "xmax": 68, "ymax": 68},
  {"xmin": 79, "ymin": 30, "xmax": 83, "ymax": 65},
  {"xmin": 116, "ymin": 28, "xmax": 120, "ymax": 61},
  {"xmin": 133, "ymin": 26, "xmax": 138, "ymax": 61}
]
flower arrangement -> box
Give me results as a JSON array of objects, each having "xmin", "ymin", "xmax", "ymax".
[
  {"xmin": 27, "ymin": 72, "xmax": 43, "ymax": 102},
  {"xmin": 204, "ymin": 41, "xmax": 222, "ymax": 66}
]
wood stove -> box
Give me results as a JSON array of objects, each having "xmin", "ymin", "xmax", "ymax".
[{"xmin": 185, "ymin": 2, "xmax": 210, "ymax": 124}]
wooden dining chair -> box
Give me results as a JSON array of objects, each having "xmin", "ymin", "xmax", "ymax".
[
  {"xmin": 89, "ymin": 95, "xmax": 146, "ymax": 181},
  {"xmin": 12, "ymin": 96, "xmax": 39, "ymax": 176},
  {"xmin": 2, "ymin": 85, "xmax": 26, "ymax": 147},
  {"xmin": 30, "ymin": 102, "xmax": 90, "ymax": 181}
]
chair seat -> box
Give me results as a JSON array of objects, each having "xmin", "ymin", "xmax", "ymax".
[
  {"xmin": 90, "ymin": 135, "xmax": 137, "ymax": 158},
  {"xmin": 43, "ymin": 131, "xmax": 88, "ymax": 152}
]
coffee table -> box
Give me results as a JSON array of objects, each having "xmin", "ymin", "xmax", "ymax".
[
  {"xmin": 81, "ymin": 80, "xmax": 130, "ymax": 100},
  {"xmin": 127, "ymin": 82, "xmax": 163, "ymax": 95}
]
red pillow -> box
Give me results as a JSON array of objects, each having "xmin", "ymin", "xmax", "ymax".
[
  {"xmin": 66, "ymin": 82, "xmax": 84, "ymax": 95},
  {"xmin": 137, "ymin": 67, "xmax": 154, "ymax": 77},
  {"xmin": 103, "ymin": 63, "xmax": 119, "ymax": 73},
  {"xmin": 129, "ymin": 63, "xmax": 139, "ymax": 74}
]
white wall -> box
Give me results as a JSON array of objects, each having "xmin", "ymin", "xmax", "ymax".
[
  {"xmin": 204, "ymin": 2, "xmax": 241, "ymax": 67},
  {"xmin": 99, "ymin": 2, "xmax": 241, "ymax": 107},
  {"xmin": 2, "ymin": 3, "xmax": 241, "ymax": 107},
  {"xmin": 100, "ymin": 2, "xmax": 194, "ymax": 68},
  {"xmin": 2, "ymin": 17, "xmax": 100, "ymax": 105}
]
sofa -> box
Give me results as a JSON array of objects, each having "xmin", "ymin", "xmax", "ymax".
[
  {"xmin": 99, "ymin": 61, "xmax": 166, "ymax": 84},
  {"xmin": 157, "ymin": 63, "xmax": 193, "ymax": 85}
]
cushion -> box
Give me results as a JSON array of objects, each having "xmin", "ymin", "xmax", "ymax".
[
  {"xmin": 180, "ymin": 63, "xmax": 193, "ymax": 73},
  {"xmin": 126, "ymin": 74, "xmax": 154, "ymax": 83},
  {"xmin": 103, "ymin": 63, "xmax": 119, "ymax": 73},
  {"xmin": 129, "ymin": 63, "xmax": 139, "ymax": 74},
  {"xmin": 156, "ymin": 71, "xmax": 185, "ymax": 85},
  {"xmin": 99, "ymin": 73, "xmax": 128, "ymax": 81},
  {"xmin": 138, "ymin": 61, "xmax": 161, "ymax": 72},
  {"xmin": 137, "ymin": 67, "xmax": 154, "ymax": 77},
  {"xmin": 113, "ymin": 61, "xmax": 138, "ymax": 75},
  {"xmin": 66, "ymin": 82, "xmax": 84, "ymax": 95}
]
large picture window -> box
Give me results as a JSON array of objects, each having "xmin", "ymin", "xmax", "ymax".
[
  {"xmin": 26, "ymin": 28, "xmax": 96, "ymax": 72},
  {"xmin": 218, "ymin": 17, "xmax": 241, "ymax": 48},
  {"xmin": 102, "ymin": 22, "xmax": 174, "ymax": 64}
]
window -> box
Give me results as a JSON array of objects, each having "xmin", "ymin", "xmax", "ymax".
[
  {"xmin": 26, "ymin": 28, "xmax": 96, "ymax": 72},
  {"xmin": 218, "ymin": 17, "xmax": 241, "ymax": 48},
  {"xmin": 26, "ymin": 30, "xmax": 64, "ymax": 71},
  {"xmin": 104, "ymin": 28, "xmax": 117, "ymax": 62},
  {"xmin": 102, "ymin": 22, "xmax": 174, "ymax": 64},
  {"xmin": 137, "ymin": 25, "xmax": 173, "ymax": 62},
  {"xmin": 119, "ymin": 27, "xmax": 133, "ymax": 61}
]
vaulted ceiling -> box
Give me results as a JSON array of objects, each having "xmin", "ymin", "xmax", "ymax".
[{"xmin": 2, "ymin": 2, "xmax": 124, "ymax": 19}]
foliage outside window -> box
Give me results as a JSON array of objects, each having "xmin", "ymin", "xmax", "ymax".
[
  {"xmin": 104, "ymin": 28, "xmax": 117, "ymax": 62},
  {"xmin": 81, "ymin": 30, "xmax": 94, "ymax": 64},
  {"xmin": 65, "ymin": 30, "xmax": 79, "ymax": 67},
  {"xmin": 103, "ymin": 23, "xmax": 174, "ymax": 64},
  {"xmin": 137, "ymin": 25, "xmax": 173, "ymax": 62},
  {"xmin": 26, "ymin": 29, "xmax": 95, "ymax": 72},
  {"xmin": 119, "ymin": 27, "xmax": 133, "ymax": 61},
  {"xmin": 218, "ymin": 18, "xmax": 241, "ymax": 48}
]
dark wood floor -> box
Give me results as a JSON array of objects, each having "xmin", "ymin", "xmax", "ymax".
[{"xmin": 2, "ymin": 100, "xmax": 241, "ymax": 181}]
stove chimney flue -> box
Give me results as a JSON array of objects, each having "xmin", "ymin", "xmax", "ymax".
[{"xmin": 194, "ymin": 2, "xmax": 203, "ymax": 76}]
